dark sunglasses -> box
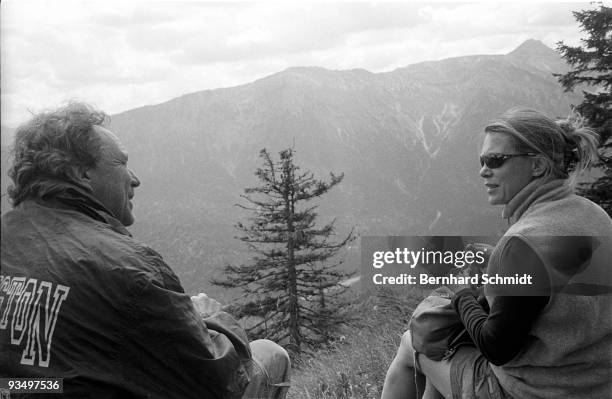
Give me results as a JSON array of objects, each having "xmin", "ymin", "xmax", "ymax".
[{"xmin": 479, "ymin": 153, "xmax": 537, "ymax": 169}]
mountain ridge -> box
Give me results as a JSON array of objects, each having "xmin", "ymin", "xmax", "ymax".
[
  {"xmin": 0, "ymin": 40, "xmax": 583, "ymax": 299},
  {"xmin": 109, "ymin": 40, "xmax": 562, "ymax": 119}
]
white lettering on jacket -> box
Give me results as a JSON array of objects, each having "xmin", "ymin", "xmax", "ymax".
[{"xmin": 0, "ymin": 275, "xmax": 70, "ymax": 367}]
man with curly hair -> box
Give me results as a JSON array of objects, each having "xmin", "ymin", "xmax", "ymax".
[{"xmin": 0, "ymin": 102, "xmax": 290, "ymax": 399}]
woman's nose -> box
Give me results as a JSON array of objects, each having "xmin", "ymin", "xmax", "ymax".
[{"xmin": 479, "ymin": 164, "xmax": 492, "ymax": 178}]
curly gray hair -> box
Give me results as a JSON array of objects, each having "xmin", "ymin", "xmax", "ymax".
[{"xmin": 8, "ymin": 102, "xmax": 109, "ymax": 206}]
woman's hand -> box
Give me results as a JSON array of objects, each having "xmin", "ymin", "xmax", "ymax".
[
  {"xmin": 451, "ymin": 243, "xmax": 494, "ymax": 293},
  {"xmin": 465, "ymin": 242, "xmax": 493, "ymax": 271}
]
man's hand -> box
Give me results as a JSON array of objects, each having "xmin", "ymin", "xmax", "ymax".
[{"xmin": 191, "ymin": 293, "xmax": 223, "ymax": 318}]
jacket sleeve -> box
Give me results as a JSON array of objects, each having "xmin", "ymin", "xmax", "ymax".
[
  {"xmin": 451, "ymin": 237, "xmax": 550, "ymax": 365},
  {"xmin": 122, "ymin": 254, "xmax": 252, "ymax": 399}
]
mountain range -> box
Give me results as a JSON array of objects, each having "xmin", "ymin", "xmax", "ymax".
[{"xmin": 0, "ymin": 40, "xmax": 583, "ymax": 299}]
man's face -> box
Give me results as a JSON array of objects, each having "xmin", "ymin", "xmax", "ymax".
[{"xmin": 86, "ymin": 127, "xmax": 140, "ymax": 226}]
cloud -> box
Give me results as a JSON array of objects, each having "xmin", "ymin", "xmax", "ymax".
[
  {"xmin": 92, "ymin": 6, "xmax": 176, "ymax": 27},
  {"xmin": 0, "ymin": 0, "xmax": 592, "ymax": 128},
  {"xmin": 172, "ymin": 2, "xmax": 427, "ymax": 65}
]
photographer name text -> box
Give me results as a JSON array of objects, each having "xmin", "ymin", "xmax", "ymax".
[{"xmin": 372, "ymin": 273, "xmax": 533, "ymax": 285}]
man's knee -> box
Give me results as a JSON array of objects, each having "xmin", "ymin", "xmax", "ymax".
[
  {"xmin": 250, "ymin": 339, "xmax": 290, "ymax": 375},
  {"xmin": 243, "ymin": 340, "xmax": 290, "ymax": 399}
]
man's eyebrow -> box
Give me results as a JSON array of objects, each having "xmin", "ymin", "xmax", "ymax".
[{"xmin": 115, "ymin": 151, "xmax": 128, "ymax": 164}]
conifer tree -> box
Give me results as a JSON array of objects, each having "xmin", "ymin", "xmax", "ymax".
[
  {"xmin": 555, "ymin": 4, "xmax": 612, "ymax": 215},
  {"xmin": 213, "ymin": 148, "xmax": 354, "ymax": 354}
]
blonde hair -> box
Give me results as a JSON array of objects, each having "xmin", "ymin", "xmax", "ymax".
[{"xmin": 484, "ymin": 108, "xmax": 600, "ymax": 186}]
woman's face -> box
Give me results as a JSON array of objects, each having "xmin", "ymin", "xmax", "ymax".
[{"xmin": 479, "ymin": 133, "xmax": 535, "ymax": 205}]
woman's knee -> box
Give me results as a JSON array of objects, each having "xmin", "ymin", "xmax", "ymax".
[
  {"xmin": 392, "ymin": 330, "xmax": 415, "ymax": 369},
  {"xmin": 400, "ymin": 330, "xmax": 413, "ymax": 350}
]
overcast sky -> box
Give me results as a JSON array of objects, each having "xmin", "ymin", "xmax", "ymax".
[{"xmin": 0, "ymin": 1, "xmax": 594, "ymax": 130}]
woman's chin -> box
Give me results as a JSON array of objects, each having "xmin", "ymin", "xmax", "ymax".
[{"xmin": 487, "ymin": 195, "xmax": 503, "ymax": 206}]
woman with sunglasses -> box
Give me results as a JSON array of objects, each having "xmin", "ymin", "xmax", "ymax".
[{"xmin": 381, "ymin": 107, "xmax": 612, "ymax": 399}]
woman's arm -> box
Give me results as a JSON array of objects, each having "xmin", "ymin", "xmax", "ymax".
[{"xmin": 451, "ymin": 237, "xmax": 550, "ymax": 366}]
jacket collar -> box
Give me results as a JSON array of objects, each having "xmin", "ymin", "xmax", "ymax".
[
  {"xmin": 36, "ymin": 181, "xmax": 131, "ymax": 237},
  {"xmin": 502, "ymin": 177, "xmax": 572, "ymax": 224}
]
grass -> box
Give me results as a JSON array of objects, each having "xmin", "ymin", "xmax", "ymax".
[{"xmin": 287, "ymin": 287, "xmax": 429, "ymax": 399}]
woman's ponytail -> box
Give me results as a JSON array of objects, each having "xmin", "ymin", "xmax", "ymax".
[{"xmin": 555, "ymin": 111, "xmax": 600, "ymax": 184}]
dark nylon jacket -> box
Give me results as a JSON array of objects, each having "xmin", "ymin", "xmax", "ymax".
[{"xmin": 0, "ymin": 186, "xmax": 252, "ymax": 398}]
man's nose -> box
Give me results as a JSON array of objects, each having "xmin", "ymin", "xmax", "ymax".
[{"xmin": 129, "ymin": 169, "xmax": 141, "ymax": 187}]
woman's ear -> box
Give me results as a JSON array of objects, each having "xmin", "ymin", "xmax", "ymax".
[{"xmin": 531, "ymin": 156, "xmax": 548, "ymax": 178}]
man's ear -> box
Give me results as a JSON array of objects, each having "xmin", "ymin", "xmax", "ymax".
[
  {"xmin": 79, "ymin": 167, "xmax": 92, "ymax": 183},
  {"xmin": 531, "ymin": 156, "xmax": 548, "ymax": 177}
]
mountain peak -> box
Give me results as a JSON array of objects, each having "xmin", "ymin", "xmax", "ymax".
[
  {"xmin": 508, "ymin": 39, "xmax": 556, "ymax": 58},
  {"xmin": 506, "ymin": 39, "xmax": 565, "ymax": 73}
]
